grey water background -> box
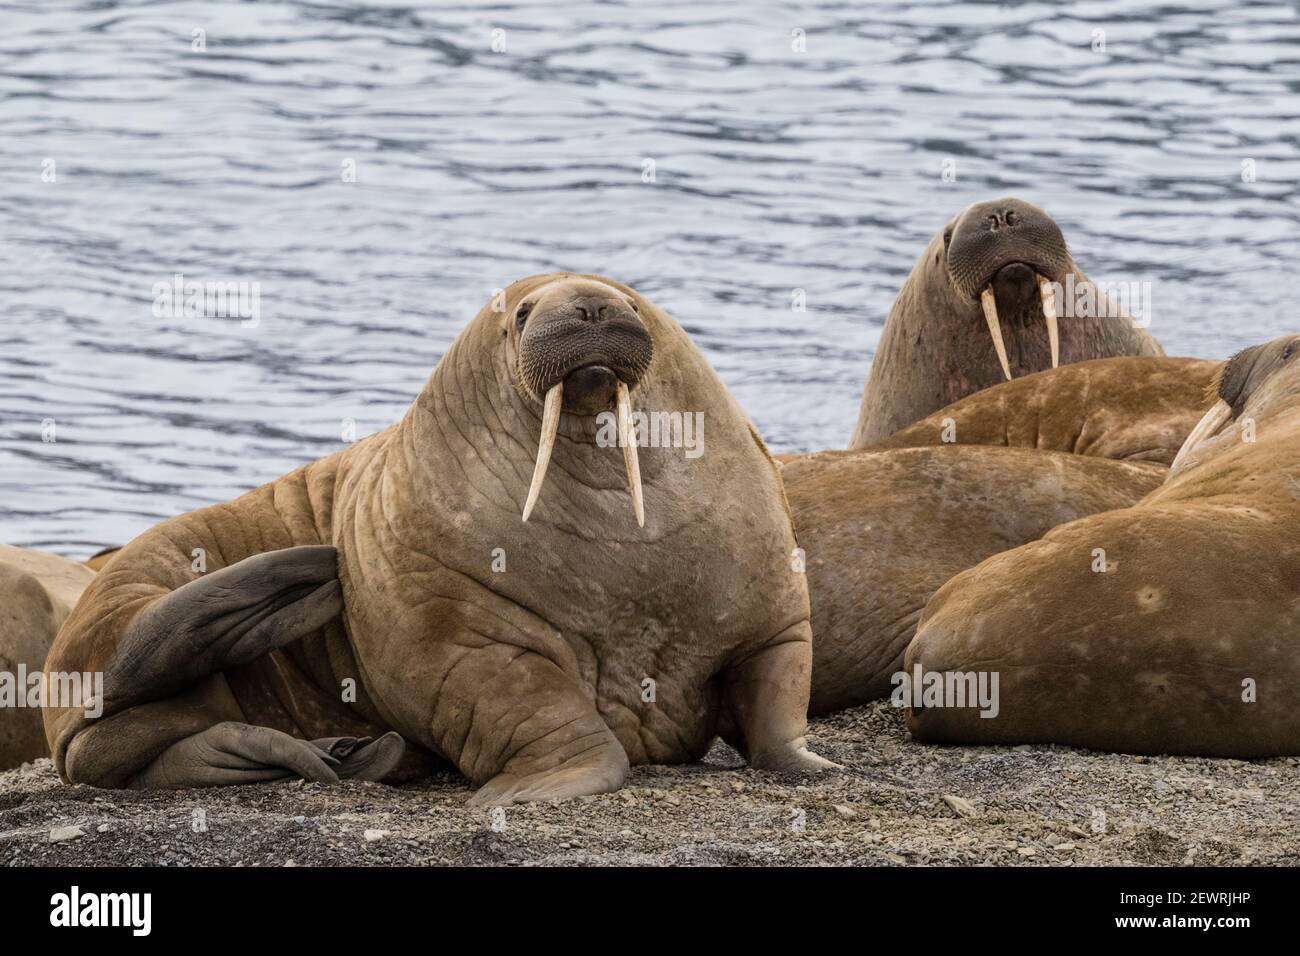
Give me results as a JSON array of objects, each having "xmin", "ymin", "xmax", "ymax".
[{"xmin": 1, "ymin": 0, "xmax": 1298, "ymax": 557}]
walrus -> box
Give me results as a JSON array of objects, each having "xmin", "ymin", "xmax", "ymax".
[
  {"xmin": 43, "ymin": 273, "xmax": 833, "ymax": 803},
  {"xmin": 850, "ymin": 197, "xmax": 1165, "ymax": 447},
  {"xmin": 871, "ymin": 356, "xmax": 1218, "ymax": 465},
  {"xmin": 0, "ymin": 545, "xmax": 96, "ymax": 768},
  {"xmin": 83, "ymin": 546, "xmax": 121, "ymax": 572},
  {"xmin": 905, "ymin": 333, "xmax": 1300, "ymax": 757},
  {"xmin": 778, "ymin": 447, "xmax": 1166, "ymax": 715}
]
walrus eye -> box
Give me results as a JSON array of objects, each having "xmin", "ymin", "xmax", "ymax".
[
  {"xmin": 1284, "ymin": 342, "xmax": 1297, "ymax": 362},
  {"xmin": 515, "ymin": 303, "xmax": 532, "ymax": 329},
  {"xmin": 942, "ymin": 227, "xmax": 953, "ymax": 250}
]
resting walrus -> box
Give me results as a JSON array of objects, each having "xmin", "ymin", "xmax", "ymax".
[
  {"xmin": 43, "ymin": 273, "xmax": 833, "ymax": 803},
  {"xmin": 870, "ymin": 356, "xmax": 1217, "ymax": 466},
  {"xmin": 906, "ymin": 334, "xmax": 1300, "ymax": 757},
  {"xmin": 0, "ymin": 545, "xmax": 96, "ymax": 768},
  {"xmin": 850, "ymin": 197, "xmax": 1164, "ymax": 447},
  {"xmin": 779, "ymin": 447, "xmax": 1165, "ymax": 715}
]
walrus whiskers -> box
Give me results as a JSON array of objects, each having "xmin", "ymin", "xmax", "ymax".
[
  {"xmin": 979, "ymin": 287, "xmax": 1012, "ymax": 381},
  {"xmin": 616, "ymin": 380, "xmax": 645, "ymax": 527},
  {"xmin": 522, "ymin": 382, "xmax": 563, "ymax": 522},
  {"xmin": 1169, "ymin": 398, "xmax": 1233, "ymax": 474},
  {"xmin": 1038, "ymin": 274, "xmax": 1060, "ymax": 369}
]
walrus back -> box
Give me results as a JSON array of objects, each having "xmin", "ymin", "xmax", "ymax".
[{"xmin": 868, "ymin": 356, "xmax": 1218, "ymax": 465}]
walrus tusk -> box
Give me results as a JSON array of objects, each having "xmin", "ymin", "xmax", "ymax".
[
  {"xmin": 980, "ymin": 287, "xmax": 1012, "ymax": 381},
  {"xmin": 1170, "ymin": 398, "xmax": 1233, "ymax": 474},
  {"xmin": 616, "ymin": 380, "xmax": 645, "ymax": 527},
  {"xmin": 1038, "ymin": 275, "xmax": 1060, "ymax": 369},
  {"xmin": 522, "ymin": 382, "xmax": 563, "ymax": 522}
]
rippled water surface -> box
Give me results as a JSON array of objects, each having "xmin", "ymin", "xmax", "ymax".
[{"xmin": 2, "ymin": 0, "xmax": 1299, "ymax": 555}]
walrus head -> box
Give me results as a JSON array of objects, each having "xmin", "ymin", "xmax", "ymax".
[
  {"xmin": 1170, "ymin": 333, "xmax": 1300, "ymax": 474},
  {"xmin": 943, "ymin": 197, "xmax": 1072, "ymax": 380},
  {"xmin": 506, "ymin": 276, "xmax": 656, "ymax": 526}
]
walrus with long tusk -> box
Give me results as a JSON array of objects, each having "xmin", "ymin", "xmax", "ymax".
[
  {"xmin": 906, "ymin": 334, "xmax": 1300, "ymax": 757},
  {"xmin": 871, "ymin": 356, "xmax": 1218, "ymax": 466},
  {"xmin": 778, "ymin": 447, "xmax": 1166, "ymax": 715},
  {"xmin": 850, "ymin": 197, "xmax": 1164, "ymax": 447},
  {"xmin": 42, "ymin": 273, "xmax": 833, "ymax": 803},
  {"xmin": 0, "ymin": 545, "xmax": 97, "ymax": 768}
]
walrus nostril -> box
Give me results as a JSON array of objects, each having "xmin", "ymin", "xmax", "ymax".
[{"xmin": 571, "ymin": 299, "xmax": 622, "ymax": 323}]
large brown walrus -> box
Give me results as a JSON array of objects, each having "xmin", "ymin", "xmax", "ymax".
[
  {"xmin": 43, "ymin": 274, "xmax": 834, "ymax": 803},
  {"xmin": 850, "ymin": 197, "xmax": 1164, "ymax": 447},
  {"xmin": 779, "ymin": 448, "xmax": 1166, "ymax": 715},
  {"xmin": 872, "ymin": 356, "xmax": 1218, "ymax": 466},
  {"xmin": 906, "ymin": 334, "xmax": 1300, "ymax": 757},
  {"xmin": 0, "ymin": 545, "xmax": 96, "ymax": 768}
]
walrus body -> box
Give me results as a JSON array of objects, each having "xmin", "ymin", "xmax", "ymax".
[
  {"xmin": 44, "ymin": 274, "xmax": 831, "ymax": 803},
  {"xmin": 780, "ymin": 448, "xmax": 1165, "ymax": 715},
  {"xmin": 872, "ymin": 356, "xmax": 1218, "ymax": 466},
  {"xmin": 907, "ymin": 334, "xmax": 1300, "ymax": 757},
  {"xmin": 851, "ymin": 198, "xmax": 1164, "ymax": 447},
  {"xmin": 0, "ymin": 545, "xmax": 96, "ymax": 768},
  {"xmin": 82, "ymin": 547, "xmax": 121, "ymax": 572}
]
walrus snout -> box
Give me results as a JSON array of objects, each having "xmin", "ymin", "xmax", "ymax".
[
  {"xmin": 515, "ymin": 278, "xmax": 653, "ymax": 527},
  {"xmin": 947, "ymin": 198, "xmax": 1070, "ymax": 300},
  {"xmin": 946, "ymin": 199, "xmax": 1070, "ymax": 381},
  {"xmin": 1215, "ymin": 334, "xmax": 1300, "ymax": 418},
  {"xmin": 1170, "ymin": 334, "xmax": 1300, "ymax": 475},
  {"xmin": 516, "ymin": 289, "xmax": 654, "ymax": 402}
]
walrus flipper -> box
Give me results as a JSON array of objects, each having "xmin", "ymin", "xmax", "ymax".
[
  {"xmin": 316, "ymin": 732, "xmax": 407, "ymax": 782},
  {"xmin": 718, "ymin": 621, "xmax": 841, "ymax": 773},
  {"xmin": 132, "ymin": 722, "xmax": 344, "ymax": 788},
  {"xmin": 103, "ymin": 545, "xmax": 343, "ymax": 715},
  {"xmin": 129, "ymin": 726, "xmax": 407, "ymax": 788},
  {"xmin": 52, "ymin": 546, "xmax": 346, "ymax": 788}
]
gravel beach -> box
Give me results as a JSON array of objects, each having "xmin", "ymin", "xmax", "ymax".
[{"xmin": 3, "ymin": 701, "xmax": 1297, "ymax": 867}]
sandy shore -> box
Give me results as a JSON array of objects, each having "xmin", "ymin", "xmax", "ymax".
[{"xmin": 3, "ymin": 702, "xmax": 1298, "ymax": 867}]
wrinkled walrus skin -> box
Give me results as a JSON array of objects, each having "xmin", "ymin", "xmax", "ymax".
[
  {"xmin": 779, "ymin": 447, "xmax": 1166, "ymax": 715},
  {"xmin": 43, "ymin": 274, "xmax": 833, "ymax": 804},
  {"xmin": 0, "ymin": 545, "xmax": 96, "ymax": 768},
  {"xmin": 907, "ymin": 334, "xmax": 1300, "ymax": 757},
  {"xmin": 850, "ymin": 198, "xmax": 1164, "ymax": 447},
  {"xmin": 871, "ymin": 357, "xmax": 1218, "ymax": 466}
]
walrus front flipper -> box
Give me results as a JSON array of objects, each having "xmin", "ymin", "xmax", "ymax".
[
  {"xmin": 720, "ymin": 621, "xmax": 841, "ymax": 773},
  {"xmin": 450, "ymin": 651, "xmax": 630, "ymax": 807},
  {"xmin": 104, "ymin": 545, "xmax": 342, "ymax": 715},
  {"xmin": 132, "ymin": 721, "xmax": 343, "ymax": 788}
]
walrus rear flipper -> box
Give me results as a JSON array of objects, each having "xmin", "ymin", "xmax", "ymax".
[
  {"xmin": 103, "ymin": 545, "xmax": 343, "ymax": 714},
  {"xmin": 132, "ymin": 722, "xmax": 344, "ymax": 788},
  {"xmin": 129, "ymin": 726, "xmax": 407, "ymax": 789},
  {"xmin": 315, "ymin": 732, "xmax": 407, "ymax": 782},
  {"xmin": 51, "ymin": 546, "xmax": 346, "ymax": 787}
]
